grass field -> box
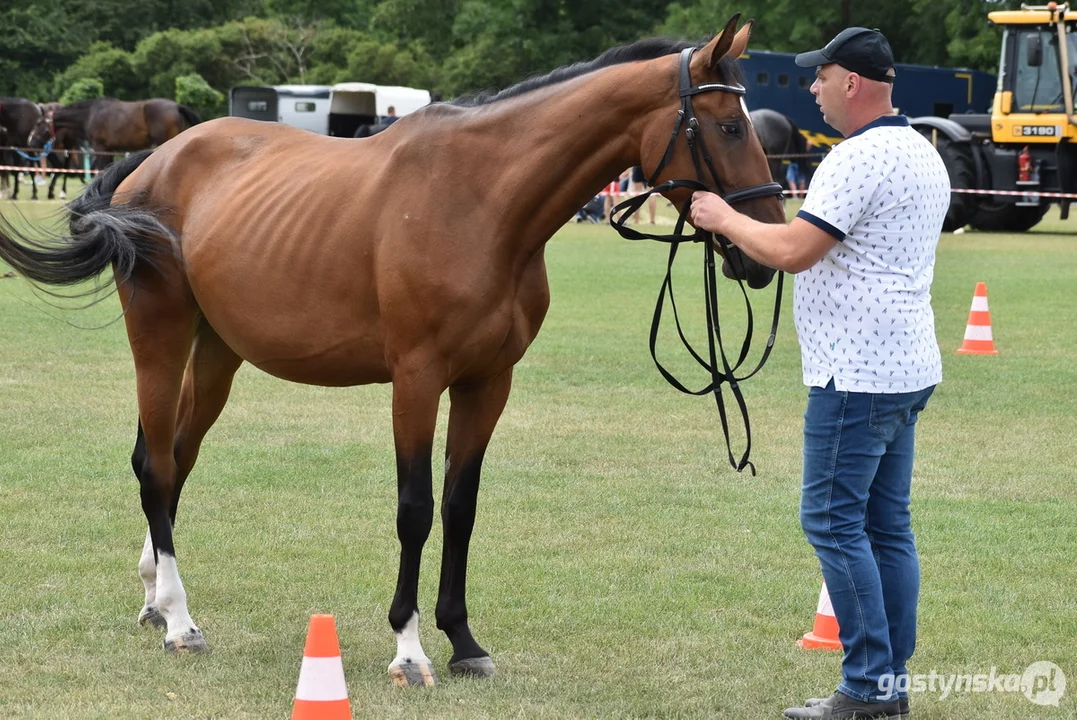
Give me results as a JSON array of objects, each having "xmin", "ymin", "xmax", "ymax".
[{"xmin": 1, "ymin": 197, "xmax": 1075, "ymax": 719}]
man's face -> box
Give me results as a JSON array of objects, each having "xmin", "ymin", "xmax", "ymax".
[{"xmin": 809, "ymin": 64, "xmax": 847, "ymax": 130}]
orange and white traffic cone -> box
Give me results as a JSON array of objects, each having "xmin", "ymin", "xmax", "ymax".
[
  {"xmin": 797, "ymin": 581, "xmax": 843, "ymax": 651},
  {"xmin": 956, "ymin": 282, "xmax": 999, "ymax": 355},
  {"xmin": 292, "ymin": 615, "xmax": 352, "ymax": 720}
]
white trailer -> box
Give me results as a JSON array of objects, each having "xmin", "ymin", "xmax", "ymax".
[
  {"xmin": 229, "ymin": 85, "xmax": 333, "ymax": 135},
  {"xmin": 230, "ymin": 83, "xmax": 432, "ymax": 137},
  {"xmin": 328, "ymin": 83, "xmax": 432, "ymax": 137}
]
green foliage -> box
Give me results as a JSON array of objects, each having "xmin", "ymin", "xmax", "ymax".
[
  {"xmin": 175, "ymin": 73, "xmax": 225, "ymax": 119},
  {"xmin": 345, "ymin": 39, "xmax": 440, "ymax": 88},
  {"xmin": 0, "ymin": 3, "xmax": 92, "ymax": 98},
  {"xmin": 52, "ymin": 42, "xmax": 141, "ymax": 100},
  {"xmin": 1, "ymin": 0, "xmax": 1022, "ymax": 107},
  {"xmin": 133, "ymin": 28, "xmax": 222, "ymax": 99},
  {"xmin": 59, "ymin": 78, "xmax": 105, "ymax": 104},
  {"xmin": 659, "ymin": 0, "xmax": 1021, "ymax": 73}
]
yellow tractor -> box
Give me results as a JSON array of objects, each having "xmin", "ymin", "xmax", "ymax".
[{"xmin": 913, "ymin": 2, "xmax": 1077, "ymax": 231}]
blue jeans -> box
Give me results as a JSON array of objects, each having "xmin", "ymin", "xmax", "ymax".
[{"xmin": 800, "ymin": 380, "xmax": 935, "ymax": 702}]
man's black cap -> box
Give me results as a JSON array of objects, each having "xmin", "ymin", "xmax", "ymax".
[{"xmin": 795, "ymin": 27, "xmax": 895, "ymax": 83}]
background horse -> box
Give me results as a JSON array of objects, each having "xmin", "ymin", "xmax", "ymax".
[
  {"xmin": 47, "ymin": 98, "xmax": 201, "ymax": 168},
  {"xmin": 0, "ymin": 16, "xmax": 782, "ymax": 686},
  {"xmin": 28, "ymin": 105, "xmax": 87, "ymax": 200},
  {"xmin": 0, "ymin": 97, "xmax": 45, "ymax": 200},
  {"xmin": 353, "ymin": 121, "xmax": 393, "ymax": 138},
  {"xmin": 749, "ymin": 107, "xmax": 811, "ymax": 190}
]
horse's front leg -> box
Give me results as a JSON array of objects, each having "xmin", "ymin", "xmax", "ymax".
[
  {"xmin": 137, "ymin": 528, "xmax": 166, "ymax": 628},
  {"xmin": 387, "ymin": 367, "xmax": 443, "ymax": 687},
  {"xmin": 436, "ymin": 369, "xmax": 513, "ymax": 678}
]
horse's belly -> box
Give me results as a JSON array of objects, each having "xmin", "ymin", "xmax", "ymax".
[
  {"xmin": 185, "ymin": 251, "xmax": 390, "ymax": 386},
  {"xmin": 204, "ymin": 298, "xmax": 391, "ymax": 387},
  {"xmin": 249, "ymin": 343, "xmax": 392, "ymax": 386}
]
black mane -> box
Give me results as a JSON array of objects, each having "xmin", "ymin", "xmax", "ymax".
[{"xmin": 453, "ymin": 36, "xmax": 743, "ymax": 107}]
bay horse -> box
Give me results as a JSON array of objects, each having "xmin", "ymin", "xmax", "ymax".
[
  {"xmin": 0, "ymin": 16, "xmax": 783, "ymax": 686},
  {"xmin": 44, "ymin": 98, "xmax": 201, "ymax": 168}
]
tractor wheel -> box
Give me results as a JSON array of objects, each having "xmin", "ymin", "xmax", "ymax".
[
  {"xmin": 969, "ymin": 201, "xmax": 1049, "ymax": 232},
  {"xmin": 919, "ymin": 131, "xmax": 976, "ymax": 232}
]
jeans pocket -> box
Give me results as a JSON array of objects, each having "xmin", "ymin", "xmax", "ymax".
[{"xmin": 869, "ymin": 393, "xmax": 912, "ymax": 439}]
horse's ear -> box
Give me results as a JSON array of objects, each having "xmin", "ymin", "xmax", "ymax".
[
  {"xmin": 700, "ymin": 14, "xmax": 741, "ymax": 71},
  {"xmin": 727, "ymin": 19, "xmax": 753, "ymax": 61}
]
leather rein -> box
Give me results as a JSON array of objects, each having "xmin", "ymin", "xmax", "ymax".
[{"xmin": 609, "ymin": 47, "xmax": 785, "ymax": 475}]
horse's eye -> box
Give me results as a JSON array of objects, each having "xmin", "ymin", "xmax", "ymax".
[{"xmin": 720, "ymin": 123, "xmax": 740, "ymax": 136}]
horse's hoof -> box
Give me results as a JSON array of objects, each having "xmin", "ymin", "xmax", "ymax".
[
  {"xmin": 389, "ymin": 661, "xmax": 437, "ymax": 687},
  {"xmin": 164, "ymin": 629, "xmax": 209, "ymax": 654},
  {"xmin": 449, "ymin": 656, "xmax": 497, "ymax": 678},
  {"xmin": 138, "ymin": 606, "xmax": 167, "ymax": 629}
]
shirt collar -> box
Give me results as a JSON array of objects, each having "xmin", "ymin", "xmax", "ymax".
[{"xmin": 846, "ymin": 114, "xmax": 909, "ymax": 140}]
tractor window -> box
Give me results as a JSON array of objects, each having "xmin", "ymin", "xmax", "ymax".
[{"xmin": 1013, "ymin": 29, "xmax": 1077, "ymax": 112}]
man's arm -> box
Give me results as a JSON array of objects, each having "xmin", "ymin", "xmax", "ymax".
[{"xmin": 689, "ymin": 191, "xmax": 839, "ymax": 273}]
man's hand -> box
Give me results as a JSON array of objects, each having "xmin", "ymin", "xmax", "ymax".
[{"xmin": 690, "ymin": 191, "xmax": 736, "ymax": 234}]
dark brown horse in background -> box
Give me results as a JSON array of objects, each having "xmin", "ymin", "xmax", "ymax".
[
  {"xmin": 750, "ymin": 108, "xmax": 812, "ymax": 190},
  {"xmin": 0, "ymin": 16, "xmax": 782, "ymax": 685},
  {"xmin": 0, "ymin": 97, "xmax": 46, "ymax": 200},
  {"xmin": 37, "ymin": 98, "xmax": 200, "ymax": 169},
  {"xmin": 26, "ymin": 103, "xmax": 87, "ymax": 200}
]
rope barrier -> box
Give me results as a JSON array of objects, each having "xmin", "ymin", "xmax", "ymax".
[
  {"xmin": 0, "ymin": 144, "xmax": 114, "ymax": 157},
  {"xmin": 950, "ymin": 187, "xmax": 1077, "ymax": 199},
  {"xmin": 0, "ymin": 165, "xmax": 99, "ymax": 174}
]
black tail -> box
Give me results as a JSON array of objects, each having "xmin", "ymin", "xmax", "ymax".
[
  {"xmin": 784, "ymin": 117, "xmax": 805, "ymax": 156},
  {"xmin": 177, "ymin": 104, "xmax": 202, "ymax": 129},
  {"xmin": 0, "ymin": 150, "xmax": 174, "ymax": 289}
]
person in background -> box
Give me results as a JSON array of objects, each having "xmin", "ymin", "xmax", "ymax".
[{"xmin": 628, "ymin": 165, "xmax": 657, "ymax": 224}]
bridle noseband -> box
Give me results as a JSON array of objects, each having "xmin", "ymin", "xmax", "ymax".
[{"xmin": 610, "ymin": 46, "xmax": 785, "ymax": 475}]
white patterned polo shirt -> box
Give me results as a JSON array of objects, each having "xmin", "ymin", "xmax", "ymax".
[{"xmin": 794, "ymin": 115, "xmax": 948, "ymax": 393}]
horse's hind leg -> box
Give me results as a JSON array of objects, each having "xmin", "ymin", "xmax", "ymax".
[
  {"xmin": 136, "ymin": 319, "xmax": 242, "ymax": 633},
  {"xmin": 387, "ymin": 364, "xmax": 443, "ymax": 687},
  {"xmin": 435, "ymin": 370, "xmax": 513, "ymax": 679},
  {"xmin": 126, "ymin": 287, "xmax": 212, "ymax": 653}
]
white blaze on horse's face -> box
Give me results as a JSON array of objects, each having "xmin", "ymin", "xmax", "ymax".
[{"xmin": 740, "ymin": 97, "xmax": 752, "ymax": 126}]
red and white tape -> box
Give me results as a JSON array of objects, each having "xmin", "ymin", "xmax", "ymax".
[{"xmin": 0, "ymin": 165, "xmax": 99, "ymax": 174}]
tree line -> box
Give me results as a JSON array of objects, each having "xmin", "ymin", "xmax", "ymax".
[{"xmin": 1, "ymin": 0, "xmax": 1018, "ymax": 120}]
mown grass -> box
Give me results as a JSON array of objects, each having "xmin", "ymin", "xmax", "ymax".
[{"xmin": 1, "ymin": 198, "xmax": 1075, "ymax": 719}]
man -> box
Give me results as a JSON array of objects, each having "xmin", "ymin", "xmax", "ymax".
[
  {"xmin": 690, "ymin": 28, "xmax": 949, "ymax": 720},
  {"xmin": 382, "ymin": 105, "xmax": 399, "ymax": 125}
]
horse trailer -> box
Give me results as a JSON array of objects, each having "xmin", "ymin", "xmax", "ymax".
[
  {"xmin": 229, "ymin": 83, "xmax": 431, "ymax": 137},
  {"xmin": 738, "ymin": 49, "xmax": 996, "ymax": 149},
  {"xmin": 229, "ymin": 85, "xmax": 333, "ymax": 135},
  {"xmin": 328, "ymin": 83, "xmax": 431, "ymax": 137}
]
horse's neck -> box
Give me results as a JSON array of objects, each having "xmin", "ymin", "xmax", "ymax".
[{"xmin": 462, "ymin": 60, "xmax": 674, "ymax": 253}]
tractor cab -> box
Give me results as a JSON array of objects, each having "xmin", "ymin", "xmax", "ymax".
[
  {"xmin": 925, "ymin": 2, "xmax": 1077, "ymax": 230},
  {"xmin": 988, "ymin": 2, "xmax": 1077, "ymax": 143}
]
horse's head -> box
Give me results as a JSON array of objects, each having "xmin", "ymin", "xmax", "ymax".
[
  {"xmin": 28, "ymin": 111, "xmax": 53, "ymax": 148},
  {"xmin": 642, "ymin": 15, "xmax": 785, "ymax": 289}
]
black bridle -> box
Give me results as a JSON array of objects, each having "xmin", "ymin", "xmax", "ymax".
[{"xmin": 610, "ymin": 47, "xmax": 784, "ymax": 475}]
